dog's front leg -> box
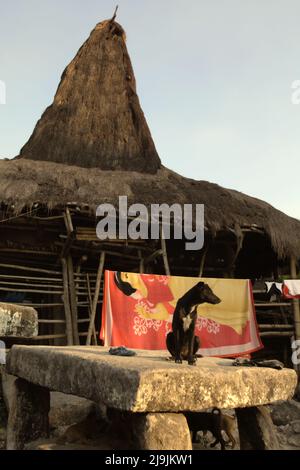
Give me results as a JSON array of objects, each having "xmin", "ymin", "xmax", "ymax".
[
  {"xmin": 187, "ymin": 330, "xmax": 196, "ymax": 366},
  {"xmin": 174, "ymin": 329, "xmax": 182, "ymax": 364}
]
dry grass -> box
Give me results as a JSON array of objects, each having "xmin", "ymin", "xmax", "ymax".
[
  {"xmin": 1, "ymin": 17, "xmax": 299, "ymax": 260},
  {"xmin": 0, "ymin": 158, "xmax": 299, "ymax": 259},
  {"xmin": 16, "ymin": 20, "xmax": 160, "ymax": 174}
]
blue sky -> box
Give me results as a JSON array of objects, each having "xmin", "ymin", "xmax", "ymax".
[{"xmin": 1, "ymin": 0, "xmax": 300, "ymax": 219}]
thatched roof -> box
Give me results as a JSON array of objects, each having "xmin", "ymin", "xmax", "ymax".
[
  {"xmin": 1, "ymin": 15, "xmax": 300, "ymax": 260},
  {"xmin": 0, "ymin": 158, "xmax": 300, "ymax": 259},
  {"xmin": 16, "ymin": 17, "xmax": 161, "ymax": 174}
]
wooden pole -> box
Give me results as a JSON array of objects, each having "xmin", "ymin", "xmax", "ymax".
[
  {"xmin": 67, "ymin": 255, "xmax": 80, "ymax": 345},
  {"xmin": 290, "ymin": 257, "xmax": 300, "ymax": 341},
  {"xmin": 199, "ymin": 246, "xmax": 208, "ymax": 277},
  {"xmin": 0, "ymin": 263, "xmax": 61, "ymax": 275},
  {"xmin": 86, "ymin": 274, "xmax": 97, "ymax": 345},
  {"xmin": 61, "ymin": 258, "xmax": 74, "ymax": 345},
  {"xmin": 138, "ymin": 250, "xmax": 144, "ymax": 274},
  {"xmin": 290, "ymin": 256, "xmax": 300, "ymax": 373},
  {"xmin": 86, "ymin": 251, "xmax": 106, "ymax": 346},
  {"xmin": 160, "ymin": 225, "xmax": 170, "ymax": 276}
]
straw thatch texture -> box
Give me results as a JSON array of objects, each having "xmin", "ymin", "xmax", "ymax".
[
  {"xmin": 17, "ymin": 19, "xmax": 161, "ymax": 174},
  {"xmin": 2, "ymin": 16, "xmax": 299, "ymax": 261},
  {"xmin": 0, "ymin": 158, "xmax": 299, "ymax": 259}
]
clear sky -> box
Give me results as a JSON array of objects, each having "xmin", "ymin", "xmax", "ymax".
[{"xmin": 1, "ymin": 0, "xmax": 299, "ymax": 220}]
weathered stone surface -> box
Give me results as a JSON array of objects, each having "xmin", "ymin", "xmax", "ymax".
[
  {"xmin": 7, "ymin": 346, "xmax": 297, "ymax": 413},
  {"xmin": 291, "ymin": 420, "xmax": 300, "ymax": 434},
  {"xmin": 132, "ymin": 413, "xmax": 192, "ymax": 450},
  {"xmin": 287, "ymin": 434, "xmax": 300, "ymax": 447},
  {"xmin": 276, "ymin": 426, "xmax": 288, "ymax": 447},
  {"xmin": 236, "ymin": 406, "xmax": 280, "ymax": 450},
  {"xmin": 1, "ymin": 370, "xmax": 17, "ymax": 414},
  {"xmin": 269, "ymin": 400, "xmax": 300, "ymax": 426},
  {"xmin": 0, "ymin": 343, "xmax": 6, "ymax": 365},
  {"xmin": 0, "ymin": 375, "xmax": 7, "ymax": 450},
  {"xmin": 0, "ymin": 303, "xmax": 38, "ymax": 337},
  {"xmin": 49, "ymin": 392, "xmax": 96, "ymax": 428},
  {"xmin": 6, "ymin": 378, "xmax": 50, "ymax": 450}
]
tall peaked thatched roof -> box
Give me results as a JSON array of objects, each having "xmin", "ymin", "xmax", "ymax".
[
  {"xmin": 17, "ymin": 17, "xmax": 161, "ymax": 174},
  {"xmin": 1, "ymin": 15, "xmax": 300, "ymax": 261}
]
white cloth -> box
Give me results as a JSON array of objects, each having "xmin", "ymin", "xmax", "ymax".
[{"xmin": 283, "ymin": 280, "xmax": 300, "ymax": 297}]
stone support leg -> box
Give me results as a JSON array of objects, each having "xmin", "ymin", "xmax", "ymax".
[
  {"xmin": 6, "ymin": 378, "xmax": 50, "ymax": 450},
  {"xmin": 236, "ymin": 406, "xmax": 279, "ymax": 450}
]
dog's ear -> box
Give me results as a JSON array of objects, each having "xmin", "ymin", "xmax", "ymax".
[{"xmin": 197, "ymin": 282, "xmax": 204, "ymax": 288}]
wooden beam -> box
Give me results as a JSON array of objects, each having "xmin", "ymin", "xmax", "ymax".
[
  {"xmin": 255, "ymin": 302, "xmax": 291, "ymax": 307},
  {"xmin": 86, "ymin": 274, "xmax": 97, "ymax": 345},
  {"xmin": 0, "ymin": 249, "xmax": 57, "ymax": 256},
  {"xmin": 290, "ymin": 256, "xmax": 300, "ymax": 341},
  {"xmin": 259, "ymin": 324, "xmax": 294, "ymax": 329},
  {"xmin": 65, "ymin": 208, "xmax": 74, "ymax": 234},
  {"xmin": 138, "ymin": 250, "xmax": 144, "ymax": 274},
  {"xmin": 0, "ymin": 281, "xmax": 63, "ymax": 289},
  {"xmin": 0, "ymin": 286, "xmax": 63, "ymax": 294},
  {"xmin": 160, "ymin": 225, "xmax": 170, "ymax": 276},
  {"xmin": 290, "ymin": 256, "xmax": 300, "ymax": 373},
  {"xmin": 0, "ymin": 274, "xmax": 62, "ymax": 282},
  {"xmin": 259, "ymin": 331, "xmax": 294, "ymax": 337},
  {"xmin": 67, "ymin": 255, "xmax": 80, "ymax": 345},
  {"xmin": 0, "ymin": 263, "xmax": 61, "ymax": 275},
  {"xmin": 86, "ymin": 252, "xmax": 105, "ymax": 345},
  {"xmin": 61, "ymin": 258, "xmax": 74, "ymax": 346},
  {"xmin": 30, "ymin": 334, "xmax": 67, "ymax": 341},
  {"xmin": 60, "ymin": 209, "xmax": 75, "ymax": 259},
  {"xmin": 38, "ymin": 319, "xmax": 66, "ymax": 324},
  {"xmin": 199, "ymin": 246, "xmax": 208, "ymax": 277},
  {"xmin": 144, "ymin": 249, "xmax": 163, "ymax": 265}
]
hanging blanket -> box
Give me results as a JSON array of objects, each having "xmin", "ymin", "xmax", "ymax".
[
  {"xmin": 100, "ymin": 271, "xmax": 262, "ymax": 357},
  {"xmin": 283, "ymin": 280, "xmax": 300, "ymax": 299}
]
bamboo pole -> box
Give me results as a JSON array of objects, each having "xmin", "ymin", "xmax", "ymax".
[
  {"xmin": 0, "ymin": 249, "xmax": 57, "ymax": 256},
  {"xmin": 30, "ymin": 334, "xmax": 67, "ymax": 341},
  {"xmin": 0, "ymin": 274, "xmax": 62, "ymax": 282},
  {"xmin": 22, "ymin": 303, "xmax": 65, "ymax": 308},
  {"xmin": 86, "ymin": 252, "xmax": 105, "ymax": 345},
  {"xmin": 199, "ymin": 246, "xmax": 208, "ymax": 277},
  {"xmin": 86, "ymin": 274, "xmax": 97, "ymax": 345},
  {"xmin": 160, "ymin": 225, "xmax": 170, "ymax": 276},
  {"xmin": 290, "ymin": 257, "xmax": 300, "ymax": 375},
  {"xmin": 290, "ymin": 257, "xmax": 300, "ymax": 338},
  {"xmin": 0, "ymin": 286, "xmax": 63, "ymax": 294},
  {"xmin": 259, "ymin": 331, "xmax": 294, "ymax": 337},
  {"xmin": 61, "ymin": 258, "xmax": 74, "ymax": 345},
  {"xmin": 144, "ymin": 249, "xmax": 163, "ymax": 265},
  {"xmin": 139, "ymin": 250, "xmax": 144, "ymax": 274},
  {"xmin": 259, "ymin": 324, "xmax": 294, "ymax": 329},
  {"xmin": 0, "ymin": 281, "xmax": 63, "ymax": 289},
  {"xmin": 0, "ymin": 263, "xmax": 61, "ymax": 275},
  {"xmin": 65, "ymin": 208, "xmax": 74, "ymax": 233},
  {"xmin": 67, "ymin": 255, "xmax": 80, "ymax": 345},
  {"xmin": 38, "ymin": 319, "xmax": 66, "ymax": 324}
]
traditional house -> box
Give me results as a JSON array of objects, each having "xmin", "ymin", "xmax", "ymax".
[{"xmin": 0, "ymin": 15, "xmax": 299, "ymax": 363}]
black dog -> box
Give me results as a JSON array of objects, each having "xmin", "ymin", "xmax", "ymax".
[{"xmin": 166, "ymin": 282, "xmax": 221, "ymax": 365}]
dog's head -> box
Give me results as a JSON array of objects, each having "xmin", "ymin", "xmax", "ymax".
[{"xmin": 194, "ymin": 282, "xmax": 221, "ymax": 305}]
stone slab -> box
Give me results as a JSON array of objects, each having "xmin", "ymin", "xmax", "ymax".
[
  {"xmin": 132, "ymin": 413, "xmax": 192, "ymax": 450},
  {"xmin": 7, "ymin": 346, "xmax": 297, "ymax": 413},
  {"xmin": 0, "ymin": 303, "xmax": 38, "ymax": 337}
]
